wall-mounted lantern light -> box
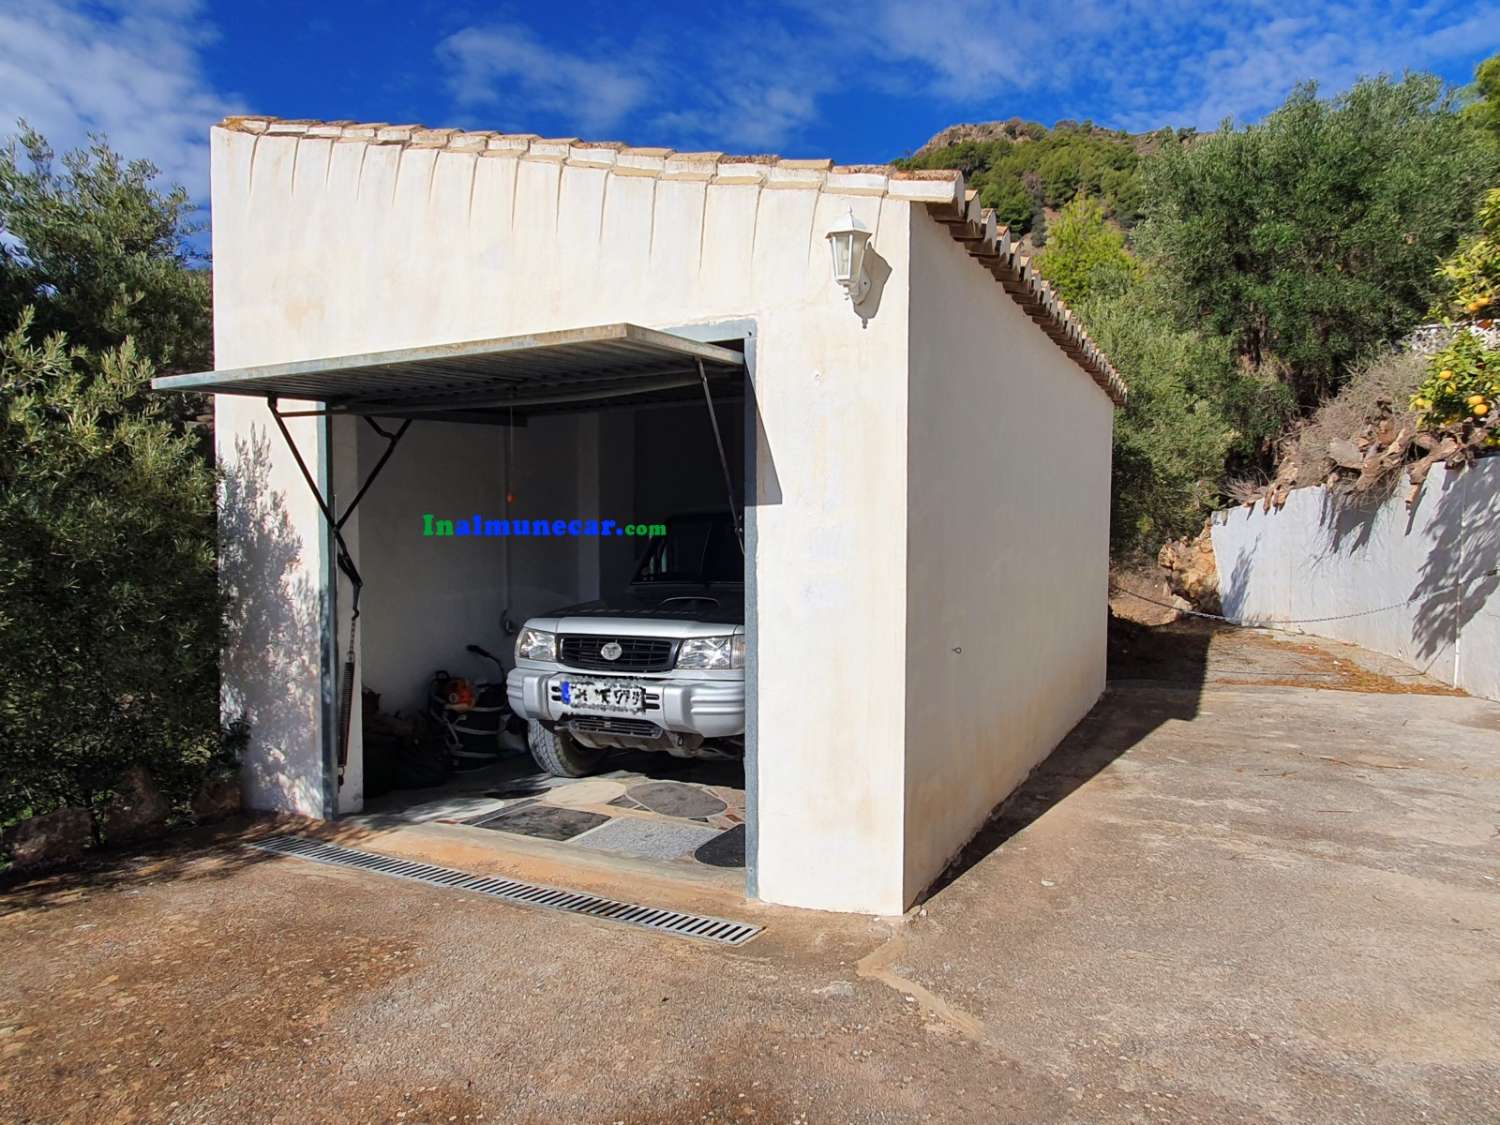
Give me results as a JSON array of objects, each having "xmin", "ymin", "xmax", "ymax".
[{"xmin": 826, "ymin": 208, "xmax": 872, "ymax": 303}]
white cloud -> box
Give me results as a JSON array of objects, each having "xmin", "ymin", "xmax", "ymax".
[
  {"xmin": 0, "ymin": 0, "xmax": 238, "ymax": 201},
  {"xmin": 437, "ymin": 23, "xmax": 650, "ymax": 137},
  {"xmin": 435, "ymin": 15, "xmax": 832, "ymax": 151},
  {"xmin": 835, "ymin": 0, "xmax": 1500, "ymax": 132}
]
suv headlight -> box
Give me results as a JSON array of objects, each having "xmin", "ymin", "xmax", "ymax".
[
  {"xmin": 515, "ymin": 626, "xmax": 557, "ymax": 662},
  {"xmin": 675, "ymin": 634, "xmax": 745, "ymax": 670}
]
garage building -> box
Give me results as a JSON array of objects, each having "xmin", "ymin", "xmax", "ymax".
[{"xmin": 158, "ymin": 116, "xmax": 1125, "ymax": 916}]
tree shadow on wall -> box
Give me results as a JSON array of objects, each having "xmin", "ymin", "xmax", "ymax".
[
  {"xmin": 218, "ymin": 431, "xmax": 326, "ymax": 815},
  {"xmin": 1315, "ymin": 477, "xmax": 1417, "ymax": 558},
  {"xmin": 1410, "ymin": 463, "xmax": 1500, "ymax": 664}
]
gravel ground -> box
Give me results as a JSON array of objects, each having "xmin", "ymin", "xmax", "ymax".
[{"xmin": 3, "ymin": 628, "xmax": 1497, "ymax": 1123}]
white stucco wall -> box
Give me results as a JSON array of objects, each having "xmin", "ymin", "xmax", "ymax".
[
  {"xmin": 901, "ymin": 216, "xmax": 1115, "ymax": 901},
  {"xmin": 1212, "ymin": 459, "xmax": 1500, "ymax": 701},
  {"xmin": 210, "ymin": 126, "xmax": 915, "ymax": 912}
]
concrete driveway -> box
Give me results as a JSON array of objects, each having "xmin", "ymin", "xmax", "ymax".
[{"xmin": 3, "ymin": 624, "xmax": 1498, "ymax": 1123}]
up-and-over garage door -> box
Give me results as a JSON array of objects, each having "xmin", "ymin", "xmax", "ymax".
[{"xmin": 151, "ymin": 322, "xmax": 746, "ymax": 421}]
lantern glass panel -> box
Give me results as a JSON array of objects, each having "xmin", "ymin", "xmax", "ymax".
[{"xmin": 830, "ymin": 232, "xmax": 853, "ymax": 279}]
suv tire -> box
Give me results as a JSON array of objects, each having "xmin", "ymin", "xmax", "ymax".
[{"xmin": 527, "ymin": 719, "xmax": 608, "ymax": 777}]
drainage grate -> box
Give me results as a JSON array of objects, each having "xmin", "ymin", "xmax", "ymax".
[{"xmin": 249, "ymin": 835, "xmax": 762, "ymax": 946}]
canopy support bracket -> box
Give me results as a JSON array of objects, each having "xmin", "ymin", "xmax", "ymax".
[
  {"xmin": 267, "ymin": 400, "xmax": 412, "ymax": 783},
  {"xmin": 698, "ymin": 359, "xmax": 744, "ymax": 557}
]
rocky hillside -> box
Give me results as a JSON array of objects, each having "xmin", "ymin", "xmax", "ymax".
[
  {"xmin": 913, "ymin": 118, "xmax": 1186, "ymax": 160},
  {"xmin": 896, "ymin": 118, "xmax": 1195, "ymax": 244}
]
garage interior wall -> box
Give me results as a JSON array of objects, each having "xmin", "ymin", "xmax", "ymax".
[
  {"xmin": 901, "ymin": 214, "xmax": 1115, "ymax": 902},
  {"xmin": 350, "ymin": 402, "xmax": 747, "ymax": 725}
]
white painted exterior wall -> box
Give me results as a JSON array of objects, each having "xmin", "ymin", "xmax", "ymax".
[
  {"xmin": 902, "ymin": 216, "xmax": 1114, "ymax": 899},
  {"xmin": 209, "ymin": 123, "xmax": 1116, "ymax": 913},
  {"xmin": 1212, "ymin": 459, "xmax": 1500, "ymax": 702}
]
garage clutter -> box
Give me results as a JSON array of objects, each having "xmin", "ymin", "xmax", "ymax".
[{"xmin": 361, "ymin": 643, "xmax": 526, "ymax": 797}]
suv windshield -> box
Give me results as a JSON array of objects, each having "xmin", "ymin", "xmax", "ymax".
[{"xmin": 632, "ymin": 513, "xmax": 742, "ymax": 584}]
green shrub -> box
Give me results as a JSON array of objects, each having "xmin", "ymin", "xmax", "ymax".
[
  {"xmin": 0, "ymin": 316, "xmax": 226, "ymax": 829},
  {"xmin": 0, "ymin": 126, "xmax": 224, "ymax": 840},
  {"xmin": 1034, "ymin": 196, "xmax": 1139, "ymax": 305},
  {"xmin": 1433, "ymin": 188, "xmax": 1500, "ymax": 320},
  {"xmin": 1079, "ymin": 289, "xmax": 1235, "ymax": 553},
  {"xmin": 894, "ymin": 123, "xmax": 1149, "ymax": 232}
]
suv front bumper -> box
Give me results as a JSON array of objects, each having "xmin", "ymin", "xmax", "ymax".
[{"xmin": 507, "ymin": 669, "xmax": 746, "ymax": 740}]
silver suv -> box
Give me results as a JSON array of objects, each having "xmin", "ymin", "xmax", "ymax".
[{"xmin": 507, "ymin": 513, "xmax": 745, "ymax": 777}]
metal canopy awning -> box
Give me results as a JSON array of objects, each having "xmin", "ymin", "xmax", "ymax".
[{"xmin": 151, "ymin": 323, "xmax": 746, "ymax": 421}]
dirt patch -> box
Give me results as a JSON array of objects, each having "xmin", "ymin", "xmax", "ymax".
[
  {"xmin": 1109, "ymin": 615, "xmax": 1463, "ymax": 695},
  {"xmin": 1215, "ymin": 637, "xmax": 1466, "ymax": 695},
  {"xmin": 1108, "ymin": 561, "xmax": 1183, "ymax": 625},
  {"xmin": 0, "ymin": 851, "xmax": 419, "ymax": 1122},
  {"xmin": 601, "ymin": 1081, "xmax": 802, "ymax": 1124}
]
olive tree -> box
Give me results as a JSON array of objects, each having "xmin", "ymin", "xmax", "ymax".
[
  {"xmin": 0, "ymin": 128, "xmax": 224, "ymax": 840},
  {"xmin": 0, "ymin": 125, "xmax": 211, "ymax": 375},
  {"xmin": 1138, "ymin": 75, "xmax": 1498, "ymax": 409}
]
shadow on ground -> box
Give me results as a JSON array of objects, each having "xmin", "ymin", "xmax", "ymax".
[
  {"xmin": 924, "ymin": 611, "xmax": 1465, "ymax": 902},
  {"xmin": 0, "ymin": 815, "xmax": 291, "ymax": 916},
  {"xmin": 923, "ymin": 613, "xmax": 1212, "ymax": 899}
]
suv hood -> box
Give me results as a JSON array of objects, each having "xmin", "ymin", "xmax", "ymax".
[{"xmin": 529, "ymin": 585, "xmax": 744, "ymax": 637}]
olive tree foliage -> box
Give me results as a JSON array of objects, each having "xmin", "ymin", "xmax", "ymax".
[
  {"xmin": 0, "ymin": 319, "xmax": 226, "ymax": 829},
  {"xmin": 0, "ymin": 127, "xmax": 224, "ymax": 834},
  {"xmin": 1079, "ymin": 286, "xmax": 1289, "ymax": 555},
  {"xmin": 0, "ymin": 125, "xmax": 211, "ymax": 375},
  {"xmin": 1137, "ymin": 75, "xmax": 1498, "ymax": 410}
]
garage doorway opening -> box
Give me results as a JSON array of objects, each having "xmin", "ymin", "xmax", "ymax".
[{"xmin": 352, "ymin": 390, "xmax": 752, "ymax": 878}]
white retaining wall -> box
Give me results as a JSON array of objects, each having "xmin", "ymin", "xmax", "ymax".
[{"xmin": 1211, "ymin": 459, "xmax": 1500, "ymax": 701}]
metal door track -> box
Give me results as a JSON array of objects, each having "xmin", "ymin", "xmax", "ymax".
[{"xmin": 250, "ymin": 835, "xmax": 762, "ymax": 946}]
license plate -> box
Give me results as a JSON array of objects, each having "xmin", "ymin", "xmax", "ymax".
[{"xmin": 561, "ymin": 679, "xmax": 644, "ymax": 713}]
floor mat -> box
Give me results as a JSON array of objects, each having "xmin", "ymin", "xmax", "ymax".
[
  {"xmin": 572, "ymin": 817, "xmax": 723, "ymax": 860},
  {"xmin": 485, "ymin": 783, "xmax": 552, "ymax": 800},
  {"xmin": 694, "ymin": 824, "xmax": 746, "ymax": 868},
  {"xmin": 468, "ymin": 803, "xmax": 609, "ymax": 841},
  {"xmin": 627, "ymin": 781, "xmax": 727, "ymax": 819}
]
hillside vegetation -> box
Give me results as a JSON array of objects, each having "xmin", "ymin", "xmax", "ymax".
[
  {"xmin": 906, "ymin": 68, "xmax": 1500, "ymax": 557},
  {"xmin": 894, "ymin": 118, "xmax": 1181, "ymax": 240}
]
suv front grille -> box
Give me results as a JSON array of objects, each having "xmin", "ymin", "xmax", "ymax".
[
  {"xmin": 566, "ymin": 715, "xmax": 663, "ymax": 738},
  {"xmin": 558, "ymin": 635, "xmax": 676, "ymax": 672}
]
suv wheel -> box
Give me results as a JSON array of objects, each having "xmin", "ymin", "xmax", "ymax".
[{"xmin": 527, "ymin": 720, "xmax": 608, "ymax": 778}]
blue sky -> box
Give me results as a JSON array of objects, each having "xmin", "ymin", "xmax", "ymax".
[{"xmin": 2, "ymin": 0, "xmax": 1498, "ymax": 202}]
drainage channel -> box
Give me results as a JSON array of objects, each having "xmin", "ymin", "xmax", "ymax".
[{"xmin": 250, "ymin": 835, "xmax": 763, "ymax": 946}]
